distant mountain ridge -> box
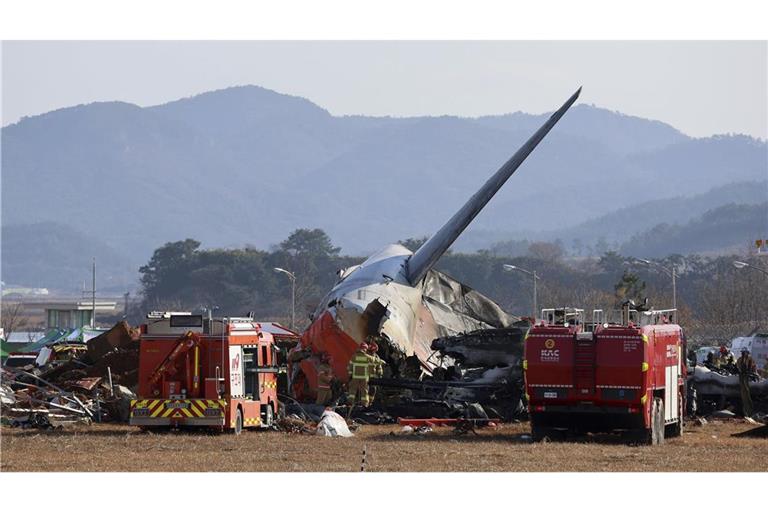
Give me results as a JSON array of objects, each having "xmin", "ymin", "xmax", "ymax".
[
  {"xmin": 1, "ymin": 222, "xmax": 136, "ymax": 291},
  {"xmin": 474, "ymin": 104, "xmax": 689, "ymax": 155},
  {"xmin": 570, "ymin": 180, "xmax": 768, "ymax": 244},
  {"xmin": 2, "ymin": 85, "xmax": 766, "ymax": 290},
  {"xmin": 620, "ymin": 202, "xmax": 768, "ymax": 257},
  {"xmin": 477, "ymin": 180, "xmax": 768, "ymax": 250}
]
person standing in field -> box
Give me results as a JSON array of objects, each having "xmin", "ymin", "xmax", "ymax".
[
  {"xmin": 365, "ymin": 339, "xmax": 385, "ymax": 405},
  {"xmin": 315, "ymin": 353, "xmax": 334, "ymax": 406},
  {"xmin": 346, "ymin": 342, "xmax": 377, "ymax": 407},
  {"xmin": 736, "ymin": 348, "xmax": 757, "ymax": 417}
]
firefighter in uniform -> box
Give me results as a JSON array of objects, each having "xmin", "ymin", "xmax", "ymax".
[
  {"xmin": 366, "ymin": 339, "xmax": 385, "ymax": 405},
  {"xmin": 704, "ymin": 351, "xmax": 717, "ymax": 370},
  {"xmin": 316, "ymin": 353, "xmax": 334, "ymax": 406},
  {"xmin": 719, "ymin": 345, "xmax": 736, "ymax": 371},
  {"xmin": 736, "ymin": 348, "xmax": 756, "ymax": 417},
  {"xmin": 347, "ymin": 343, "xmax": 378, "ymax": 407}
]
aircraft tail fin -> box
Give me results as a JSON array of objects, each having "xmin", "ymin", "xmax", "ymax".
[{"xmin": 406, "ymin": 87, "xmax": 581, "ymax": 284}]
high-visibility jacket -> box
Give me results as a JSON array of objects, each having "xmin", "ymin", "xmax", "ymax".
[
  {"xmin": 370, "ymin": 354, "xmax": 385, "ymax": 377},
  {"xmin": 348, "ymin": 349, "xmax": 376, "ymax": 380}
]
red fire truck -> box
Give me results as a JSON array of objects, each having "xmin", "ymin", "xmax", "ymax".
[
  {"xmin": 129, "ymin": 312, "xmax": 280, "ymax": 434},
  {"xmin": 524, "ymin": 304, "xmax": 686, "ymax": 444}
]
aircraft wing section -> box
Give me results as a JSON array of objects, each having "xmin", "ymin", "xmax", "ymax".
[{"xmin": 406, "ymin": 87, "xmax": 581, "ymax": 285}]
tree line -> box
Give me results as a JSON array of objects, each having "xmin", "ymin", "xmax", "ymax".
[{"xmin": 137, "ymin": 229, "xmax": 768, "ymax": 346}]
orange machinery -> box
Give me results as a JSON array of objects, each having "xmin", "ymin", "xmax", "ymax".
[{"xmin": 129, "ymin": 312, "xmax": 279, "ymax": 434}]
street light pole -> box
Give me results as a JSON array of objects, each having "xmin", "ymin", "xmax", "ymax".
[
  {"xmin": 91, "ymin": 257, "xmax": 96, "ymax": 328},
  {"xmin": 672, "ymin": 266, "xmax": 676, "ymax": 311},
  {"xmin": 733, "ymin": 260, "xmax": 768, "ymax": 277},
  {"xmin": 503, "ymin": 264, "xmax": 540, "ymax": 320},
  {"xmin": 636, "ymin": 258, "xmax": 677, "ymax": 311},
  {"xmin": 672, "ymin": 265, "xmax": 677, "ymax": 312},
  {"xmin": 291, "ymin": 277, "xmax": 295, "ymax": 330},
  {"xmin": 274, "ymin": 267, "xmax": 296, "ymax": 330}
]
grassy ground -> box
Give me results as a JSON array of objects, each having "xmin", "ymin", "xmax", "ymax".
[{"xmin": 1, "ymin": 419, "xmax": 766, "ymax": 472}]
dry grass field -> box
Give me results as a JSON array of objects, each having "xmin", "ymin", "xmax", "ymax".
[{"xmin": 2, "ymin": 419, "xmax": 766, "ymax": 472}]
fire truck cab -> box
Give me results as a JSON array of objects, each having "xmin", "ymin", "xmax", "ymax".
[
  {"xmin": 129, "ymin": 312, "xmax": 280, "ymax": 434},
  {"xmin": 524, "ymin": 304, "xmax": 686, "ymax": 444}
]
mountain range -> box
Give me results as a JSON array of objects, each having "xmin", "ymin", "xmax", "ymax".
[{"xmin": 2, "ymin": 85, "xmax": 766, "ymax": 291}]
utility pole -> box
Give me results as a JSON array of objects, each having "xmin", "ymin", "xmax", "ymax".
[{"xmin": 91, "ymin": 258, "xmax": 96, "ymax": 328}]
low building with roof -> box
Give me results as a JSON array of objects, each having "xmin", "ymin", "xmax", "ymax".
[{"xmin": 36, "ymin": 300, "xmax": 117, "ymax": 329}]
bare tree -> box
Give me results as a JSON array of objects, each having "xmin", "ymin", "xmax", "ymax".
[
  {"xmin": 537, "ymin": 282, "xmax": 616, "ymax": 315},
  {"xmin": 687, "ymin": 267, "xmax": 768, "ymax": 346},
  {"xmin": 1, "ymin": 301, "xmax": 28, "ymax": 341},
  {"xmin": 527, "ymin": 241, "xmax": 565, "ymax": 262}
]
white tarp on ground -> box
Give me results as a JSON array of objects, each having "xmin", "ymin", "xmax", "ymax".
[{"xmin": 316, "ymin": 410, "xmax": 354, "ymax": 437}]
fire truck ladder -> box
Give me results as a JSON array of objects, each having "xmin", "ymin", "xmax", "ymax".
[{"xmin": 573, "ymin": 333, "xmax": 596, "ymax": 395}]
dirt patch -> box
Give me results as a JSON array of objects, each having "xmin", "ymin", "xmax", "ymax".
[{"xmin": 1, "ymin": 420, "xmax": 766, "ymax": 472}]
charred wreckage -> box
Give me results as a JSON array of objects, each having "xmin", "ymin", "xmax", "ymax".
[{"xmin": 286, "ymin": 88, "xmax": 584, "ymax": 422}]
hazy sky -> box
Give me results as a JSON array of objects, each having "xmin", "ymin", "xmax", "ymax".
[{"xmin": 2, "ymin": 40, "xmax": 766, "ymax": 138}]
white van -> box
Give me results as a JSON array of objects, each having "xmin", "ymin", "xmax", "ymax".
[{"xmin": 730, "ymin": 333, "xmax": 768, "ymax": 370}]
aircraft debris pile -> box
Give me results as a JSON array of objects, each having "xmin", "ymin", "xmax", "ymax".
[
  {"xmin": 273, "ymin": 406, "xmax": 358, "ymax": 436},
  {"xmin": 1, "ymin": 321, "xmax": 140, "ymax": 428},
  {"xmin": 398, "ymin": 417, "xmax": 498, "ymax": 435},
  {"xmin": 688, "ymin": 364, "xmax": 768, "ymax": 416},
  {"xmin": 276, "ymin": 414, "xmax": 316, "ymax": 434},
  {"xmin": 393, "ymin": 424, "xmax": 434, "ymax": 436},
  {"xmin": 367, "ymin": 325, "xmax": 529, "ymax": 421}
]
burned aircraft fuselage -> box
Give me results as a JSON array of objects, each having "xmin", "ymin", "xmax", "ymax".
[
  {"xmin": 290, "ymin": 87, "xmax": 582, "ymax": 400},
  {"xmin": 294, "ymin": 244, "xmax": 519, "ymax": 398}
]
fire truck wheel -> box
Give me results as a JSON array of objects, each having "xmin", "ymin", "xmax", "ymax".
[
  {"xmin": 263, "ymin": 403, "xmax": 274, "ymax": 427},
  {"xmin": 234, "ymin": 408, "xmax": 243, "ymax": 435}
]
